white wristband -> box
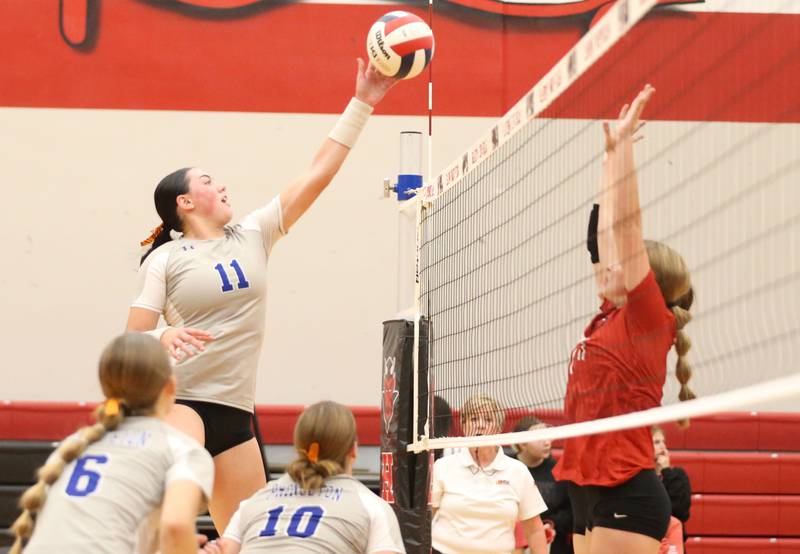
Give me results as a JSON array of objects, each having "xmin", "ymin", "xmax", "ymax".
[
  {"xmin": 143, "ymin": 327, "xmax": 171, "ymax": 341},
  {"xmin": 328, "ymin": 97, "xmax": 374, "ymax": 149}
]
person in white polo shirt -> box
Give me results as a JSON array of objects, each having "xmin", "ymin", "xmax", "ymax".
[{"xmin": 431, "ymin": 394, "xmax": 549, "ymax": 554}]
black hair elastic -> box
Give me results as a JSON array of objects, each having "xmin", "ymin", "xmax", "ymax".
[{"xmin": 587, "ymin": 203, "xmax": 600, "ymax": 264}]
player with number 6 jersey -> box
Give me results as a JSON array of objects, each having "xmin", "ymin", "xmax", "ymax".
[
  {"xmin": 125, "ymin": 59, "xmax": 399, "ymax": 534},
  {"xmin": 203, "ymin": 401, "xmax": 405, "ymax": 554},
  {"xmin": 10, "ymin": 334, "xmax": 213, "ymax": 554}
]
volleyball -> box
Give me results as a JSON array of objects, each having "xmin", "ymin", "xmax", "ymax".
[{"xmin": 366, "ymin": 11, "xmax": 434, "ymax": 80}]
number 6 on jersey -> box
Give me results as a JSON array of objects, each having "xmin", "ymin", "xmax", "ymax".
[{"xmin": 65, "ymin": 455, "xmax": 108, "ymax": 497}]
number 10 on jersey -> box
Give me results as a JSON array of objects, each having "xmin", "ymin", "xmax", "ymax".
[
  {"xmin": 259, "ymin": 505, "xmax": 325, "ymax": 539},
  {"xmin": 213, "ymin": 259, "xmax": 250, "ymax": 292}
]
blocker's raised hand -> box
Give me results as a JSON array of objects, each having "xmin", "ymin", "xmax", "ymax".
[{"xmin": 603, "ymin": 84, "xmax": 655, "ymax": 152}]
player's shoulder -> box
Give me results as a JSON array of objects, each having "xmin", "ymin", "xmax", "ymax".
[
  {"xmin": 226, "ymin": 220, "xmax": 264, "ymax": 243},
  {"xmin": 139, "ymin": 241, "xmax": 178, "ymax": 270},
  {"xmin": 149, "ymin": 239, "xmax": 183, "ymax": 258},
  {"xmin": 340, "ymin": 475, "xmax": 392, "ymax": 515}
]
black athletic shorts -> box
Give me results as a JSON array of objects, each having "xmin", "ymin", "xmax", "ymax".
[
  {"xmin": 175, "ymin": 399, "xmax": 254, "ymax": 457},
  {"xmin": 567, "ymin": 469, "xmax": 671, "ymax": 541}
]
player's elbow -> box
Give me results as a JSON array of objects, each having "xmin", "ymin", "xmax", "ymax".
[{"xmin": 159, "ymin": 516, "xmax": 196, "ymax": 553}]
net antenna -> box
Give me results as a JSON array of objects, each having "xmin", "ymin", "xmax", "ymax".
[{"xmin": 403, "ymin": 0, "xmax": 800, "ymax": 454}]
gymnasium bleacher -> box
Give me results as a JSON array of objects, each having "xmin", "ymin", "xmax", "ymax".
[{"xmin": 1, "ymin": 403, "xmax": 799, "ymax": 551}]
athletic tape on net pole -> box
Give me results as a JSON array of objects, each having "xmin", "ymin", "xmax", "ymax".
[{"xmin": 418, "ymin": 0, "xmax": 660, "ymax": 203}]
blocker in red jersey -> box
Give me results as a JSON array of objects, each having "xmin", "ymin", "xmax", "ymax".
[{"xmin": 366, "ymin": 11, "xmax": 434, "ymax": 80}]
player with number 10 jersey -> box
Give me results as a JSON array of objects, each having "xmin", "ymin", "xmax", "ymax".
[{"xmin": 207, "ymin": 401, "xmax": 405, "ymax": 554}]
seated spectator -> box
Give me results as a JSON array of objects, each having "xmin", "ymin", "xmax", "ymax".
[
  {"xmin": 511, "ymin": 416, "xmax": 573, "ymax": 554},
  {"xmin": 431, "ymin": 395, "xmax": 549, "ymax": 554},
  {"xmin": 652, "ymin": 426, "xmax": 692, "ymax": 542}
]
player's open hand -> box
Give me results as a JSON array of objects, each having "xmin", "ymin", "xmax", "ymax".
[
  {"xmin": 161, "ymin": 327, "xmax": 214, "ymax": 361},
  {"xmin": 603, "ymin": 84, "xmax": 654, "ymax": 152},
  {"xmin": 355, "ymin": 58, "xmax": 398, "ymax": 107}
]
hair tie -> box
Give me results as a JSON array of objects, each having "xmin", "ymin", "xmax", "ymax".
[
  {"xmin": 140, "ymin": 223, "xmax": 165, "ymax": 246},
  {"xmin": 104, "ymin": 398, "xmax": 121, "ymax": 417},
  {"xmin": 307, "ymin": 442, "xmax": 320, "ymax": 464}
]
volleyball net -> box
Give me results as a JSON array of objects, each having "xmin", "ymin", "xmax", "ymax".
[{"xmin": 404, "ymin": 0, "xmax": 800, "ymax": 453}]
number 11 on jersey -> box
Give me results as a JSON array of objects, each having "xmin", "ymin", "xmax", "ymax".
[{"xmin": 213, "ymin": 259, "xmax": 250, "ymax": 292}]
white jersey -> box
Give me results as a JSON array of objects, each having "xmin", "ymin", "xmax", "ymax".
[
  {"xmin": 224, "ymin": 473, "xmax": 405, "ymax": 554},
  {"xmin": 132, "ymin": 197, "xmax": 285, "ymax": 412},
  {"xmin": 24, "ymin": 417, "xmax": 214, "ymax": 554}
]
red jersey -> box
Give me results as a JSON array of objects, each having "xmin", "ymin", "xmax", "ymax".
[{"xmin": 553, "ymin": 271, "xmax": 675, "ymax": 487}]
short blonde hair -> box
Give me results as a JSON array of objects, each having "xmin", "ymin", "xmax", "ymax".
[{"xmin": 461, "ymin": 394, "xmax": 506, "ymax": 430}]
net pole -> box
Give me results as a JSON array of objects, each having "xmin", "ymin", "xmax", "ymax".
[
  {"xmin": 413, "ymin": 199, "xmax": 425, "ymax": 443},
  {"xmin": 396, "ymin": 132, "xmax": 423, "ymax": 315},
  {"xmin": 395, "ymin": 131, "xmax": 424, "ymax": 441},
  {"xmin": 427, "ymin": 0, "xmax": 434, "ymax": 188}
]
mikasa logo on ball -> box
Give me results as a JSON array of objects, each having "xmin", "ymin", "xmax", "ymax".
[{"xmin": 366, "ymin": 11, "xmax": 434, "ymax": 80}]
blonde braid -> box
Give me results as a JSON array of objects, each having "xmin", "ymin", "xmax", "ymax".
[
  {"xmin": 672, "ymin": 304, "xmax": 695, "ymax": 428},
  {"xmin": 9, "ymin": 401, "xmax": 125, "ymax": 553}
]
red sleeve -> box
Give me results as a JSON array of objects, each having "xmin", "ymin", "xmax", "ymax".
[
  {"xmin": 514, "ymin": 520, "xmax": 528, "ymax": 549},
  {"xmin": 623, "ymin": 271, "xmax": 674, "ymax": 335}
]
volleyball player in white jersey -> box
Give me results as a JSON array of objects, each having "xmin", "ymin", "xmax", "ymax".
[
  {"xmin": 10, "ymin": 333, "xmax": 213, "ymax": 554},
  {"xmin": 125, "ymin": 59, "xmax": 398, "ymax": 532},
  {"xmin": 203, "ymin": 401, "xmax": 405, "ymax": 554}
]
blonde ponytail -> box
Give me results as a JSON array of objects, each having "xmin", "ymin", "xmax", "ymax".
[
  {"xmin": 645, "ymin": 240, "xmax": 696, "ymax": 426},
  {"xmin": 287, "ymin": 401, "xmax": 357, "ymax": 493},
  {"xmin": 287, "ymin": 458, "xmax": 343, "ymax": 493},
  {"xmin": 10, "ymin": 400, "xmax": 125, "ymax": 553}
]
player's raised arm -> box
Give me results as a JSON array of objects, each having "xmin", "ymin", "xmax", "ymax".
[
  {"xmin": 589, "ymin": 152, "xmax": 620, "ymax": 295},
  {"xmin": 279, "ymin": 59, "xmax": 397, "ymax": 231},
  {"xmin": 604, "ymin": 84, "xmax": 655, "ymax": 292}
]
